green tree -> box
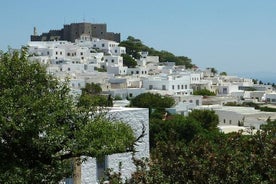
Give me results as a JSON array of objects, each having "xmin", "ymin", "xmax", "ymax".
[
  {"xmin": 130, "ymin": 93, "xmax": 175, "ymax": 110},
  {"xmin": 0, "ymin": 49, "xmax": 135, "ymax": 183},
  {"xmin": 126, "ymin": 122, "xmax": 276, "ymax": 184},
  {"xmin": 119, "ymin": 36, "xmax": 143, "ymax": 59},
  {"xmin": 193, "ymin": 88, "xmax": 216, "ymax": 96},
  {"xmin": 188, "ymin": 109, "xmax": 219, "ymax": 130},
  {"xmin": 150, "ymin": 115, "xmax": 204, "ymax": 148},
  {"xmin": 82, "ymin": 82, "xmax": 102, "ymax": 95},
  {"xmin": 78, "ymin": 83, "xmax": 113, "ymax": 108},
  {"xmin": 120, "ymin": 36, "xmax": 194, "ymax": 68},
  {"xmin": 122, "ymin": 54, "xmax": 137, "ymax": 68},
  {"xmin": 219, "ymin": 71, "xmax": 227, "ymax": 76}
]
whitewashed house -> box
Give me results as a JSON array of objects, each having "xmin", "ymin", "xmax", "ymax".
[
  {"xmin": 166, "ymin": 95, "xmax": 203, "ymax": 116},
  {"xmin": 142, "ymin": 74, "xmax": 192, "ymax": 95},
  {"xmin": 262, "ymin": 93, "xmax": 276, "ymax": 103},
  {"xmin": 107, "ymin": 66, "xmax": 128, "ymax": 75},
  {"xmin": 127, "ymin": 67, "xmax": 149, "ymax": 76},
  {"xmin": 196, "ymin": 105, "xmax": 276, "ymax": 130},
  {"xmin": 89, "ymin": 38, "xmax": 126, "ymax": 56},
  {"xmin": 218, "ymin": 84, "xmax": 239, "ymax": 96}
]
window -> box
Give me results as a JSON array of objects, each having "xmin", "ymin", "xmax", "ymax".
[
  {"xmin": 172, "ymin": 85, "xmax": 174, "ymax": 90},
  {"xmin": 60, "ymin": 51, "xmax": 62, "ymax": 55},
  {"xmin": 115, "ymin": 50, "xmax": 117, "ymax": 53},
  {"xmin": 181, "ymin": 85, "xmax": 184, "ymax": 89},
  {"xmin": 97, "ymin": 157, "xmax": 107, "ymax": 181},
  {"xmin": 111, "ymin": 59, "xmax": 114, "ymax": 63},
  {"xmin": 149, "ymin": 85, "xmax": 153, "ymax": 90},
  {"xmin": 178, "ymin": 85, "xmax": 180, "ymax": 89},
  {"xmin": 102, "ymin": 43, "xmax": 105, "ymax": 47},
  {"xmin": 185, "ymin": 85, "xmax": 187, "ymax": 89},
  {"xmin": 80, "ymin": 52, "xmax": 83, "ymax": 55},
  {"xmin": 162, "ymin": 85, "xmax": 166, "ymax": 90},
  {"xmin": 56, "ymin": 51, "xmax": 58, "ymax": 55},
  {"xmin": 68, "ymin": 68, "xmax": 70, "ymax": 71},
  {"xmin": 129, "ymin": 93, "xmax": 133, "ymax": 98}
]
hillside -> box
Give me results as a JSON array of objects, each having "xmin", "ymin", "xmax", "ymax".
[{"xmin": 119, "ymin": 36, "xmax": 195, "ymax": 69}]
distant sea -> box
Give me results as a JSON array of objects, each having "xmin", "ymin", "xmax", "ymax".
[{"xmin": 234, "ymin": 71, "xmax": 275, "ymax": 84}]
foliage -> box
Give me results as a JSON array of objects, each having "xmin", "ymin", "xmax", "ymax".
[
  {"xmin": 124, "ymin": 126, "xmax": 275, "ymax": 184},
  {"xmin": 122, "ymin": 54, "xmax": 137, "ymax": 68},
  {"xmin": 95, "ymin": 67, "xmax": 107, "ymax": 72},
  {"xmin": 82, "ymin": 82, "xmax": 102, "ymax": 95},
  {"xmin": 193, "ymin": 88, "xmax": 216, "ymax": 96},
  {"xmin": 78, "ymin": 83, "xmax": 113, "ymax": 108},
  {"xmin": 224, "ymin": 101, "xmax": 242, "ymax": 106},
  {"xmin": 148, "ymin": 130, "xmax": 276, "ymax": 184},
  {"xmin": 260, "ymin": 119, "xmax": 276, "ymax": 134},
  {"xmin": 219, "ymin": 71, "xmax": 227, "ymax": 76},
  {"xmin": 188, "ymin": 109, "xmax": 219, "ymax": 130},
  {"xmin": 119, "ymin": 36, "xmax": 194, "ymax": 68},
  {"xmin": 258, "ymin": 106, "xmax": 276, "ymax": 112},
  {"xmin": 0, "ymin": 49, "xmax": 135, "ymax": 183},
  {"xmin": 239, "ymin": 102, "xmax": 276, "ymax": 112},
  {"xmin": 130, "ymin": 92, "xmax": 175, "ymax": 110},
  {"xmin": 242, "ymin": 86, "xmax": 257, "ymax": 91},
  {"xmin": 119, "ymin": 36, "xmax": 143, "ymax": 59},
  {"xmin": 150, "ymin": 115, "xmax": 204, "ymax": 148},
  {"xmin": 210, "ymin": 67, "xmax": 218, "ymax": 74},
  {"xmin": 252, "ymin": 78, "xmax": 259, "ymax": 84},
  {"xmin": 103, "ymin": 111, "xmax": 275, "ymax": 184}
]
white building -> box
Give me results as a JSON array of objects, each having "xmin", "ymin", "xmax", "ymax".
[
  {"xmin": 142, "ymin": 74, "xmax": 192, "ymax": 95},
  {"xmin": 127, "ymin": 67, "xmax": 149, "ymax": 76},
  {"xmin": 107, "ymin": 66, "xmax": 128, "ymax": 75},
  {"xmin": 218, "ymin": 84, "xmax": 239, "ymax": 95},
  {"xmin": 196, "ymin": 105, "xmax": 276, "ymax": 130},
  {"xmin": 88, "ymin": 38, "xmax": 126, "ymax": 56},
  {"xmin": 262, "ymin": 93, "xmax": 276, "ymax": 103}
]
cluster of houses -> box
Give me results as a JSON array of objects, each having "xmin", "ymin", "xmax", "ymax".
[{"xmin": 27, "ymin": 24, "xmax": 276, "ymax": 183}]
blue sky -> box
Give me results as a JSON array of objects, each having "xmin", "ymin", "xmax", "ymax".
[{"xmin": 1, "ymin": 0, "xmax": 275, "ymax": 82}]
